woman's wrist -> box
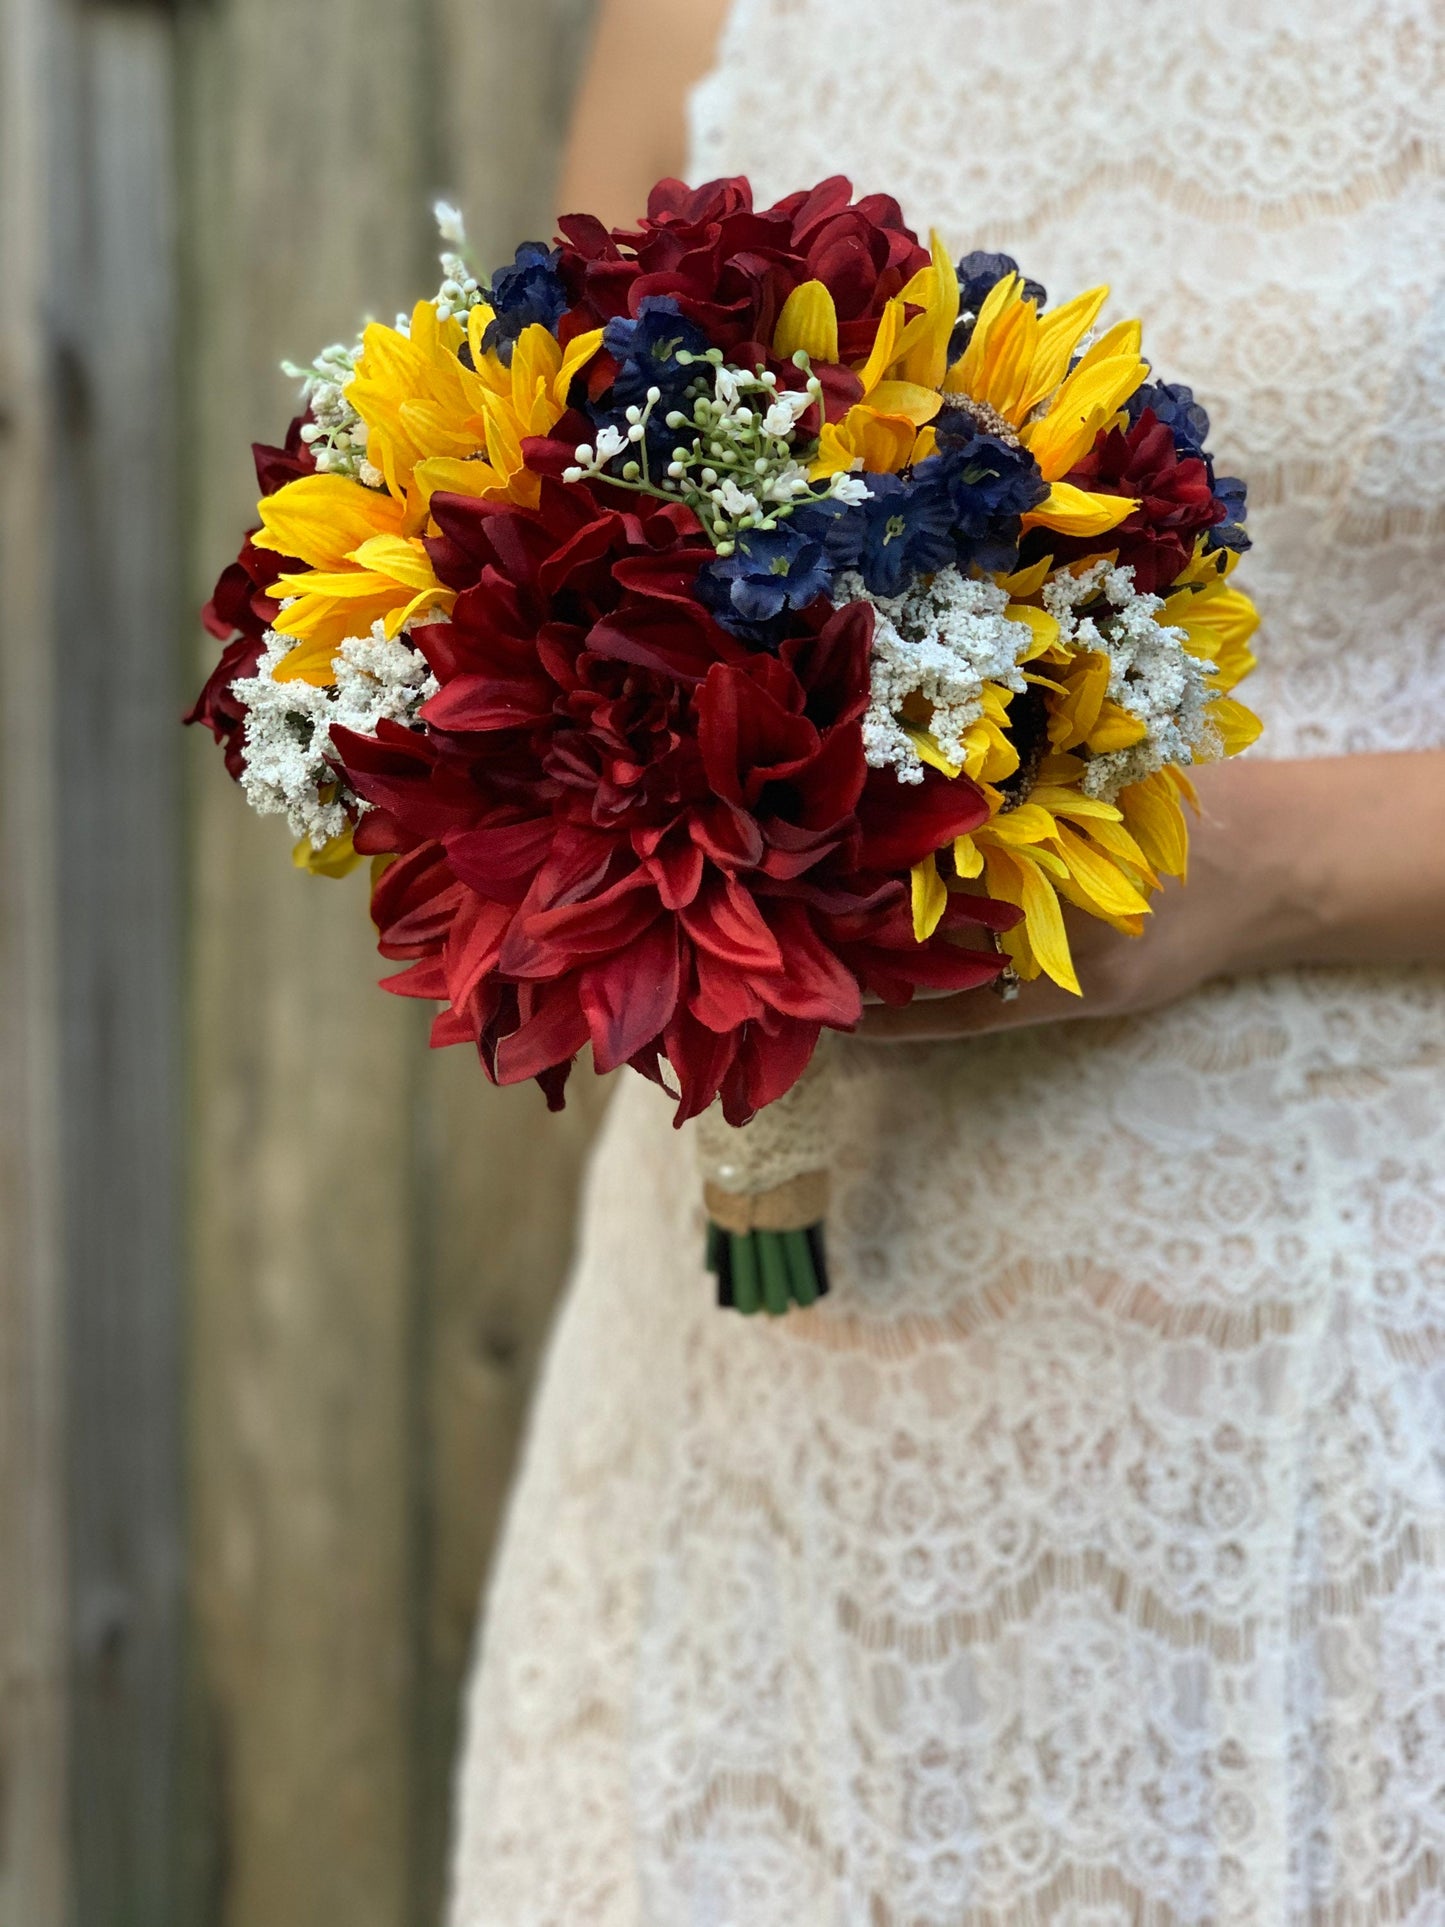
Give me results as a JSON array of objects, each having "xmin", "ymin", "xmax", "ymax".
[
  {"xmin": 1190, "ymin": 758, "xmax": 1330, "ymax": 976},
  {"xmin": 1200, "ymin": 750, "xmax": 1445, "ymax": 976}
]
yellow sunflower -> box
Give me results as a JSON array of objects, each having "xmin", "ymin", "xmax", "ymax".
[
  {"xmin": 251, "ymin": 299, "xmax": 601, "ymax": 687},
  {"xmin": 906, "ymin": 543, "xmax": 1261, "ymax": 984},
  {"xmin": 252, "ymin": 472, "xmax": 453, "ymax": 684},
  {"xmin": 948, "ymin": 273, "xmax": 1148, "ymax": 541}
]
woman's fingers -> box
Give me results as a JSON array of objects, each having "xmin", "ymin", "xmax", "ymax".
[
  {"xmin": 853, "ymin": 906, "xmax": 1153, "ymax": 1042},
  {"xmin": 855, "ymin": 974, "xmax": 1087, "ymax": 1041}
]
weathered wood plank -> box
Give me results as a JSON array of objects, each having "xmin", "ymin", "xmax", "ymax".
[
  {"xmin": 45, "ymin": 11, "xmax": 188, "ymax": 1918},
  {"xmin": 0, "ymin": 0, "xmax": 69, "ymax": 1918},
  {"xmin": 410, "ymin": 1053, "xmax": 606, "ymax": 1914},
  {"xmin": 178, "ymin": 2, "xmax": 439, "ymax": 1920}
]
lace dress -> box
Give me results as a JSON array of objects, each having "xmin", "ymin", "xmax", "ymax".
[{"xmin": 448, "ymin": 2, "xmax": 1445, "ymax": 1920}]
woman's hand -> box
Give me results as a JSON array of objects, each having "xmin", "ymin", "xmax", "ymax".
[{"xmin": 858, "ymin": 749, "xmax": 1445, "ymax": 1043}]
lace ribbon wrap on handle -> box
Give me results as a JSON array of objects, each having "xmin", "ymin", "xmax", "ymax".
[{"xmin": 692, "ymin": 1037, "xmax": 839, "ymax": 1313}]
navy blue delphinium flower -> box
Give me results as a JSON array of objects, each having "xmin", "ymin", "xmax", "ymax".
[
  {"xmin": 931, "ymin": 421, "xmax": 1050, "ymax": 574},
  {"xmin": 481, "ymin": 242, "xmax": 569, "ymax": 364},
  {"xmin": 602, "ymin": 298, "xmax": 711, "ymax": 408},
  {"xmin": 696, "ymin": 522, "xmax": 835, "ymax": 645},
  {"xmin": 1128, "ymin": 380, "xmax": 1251, "ymax": 555},
  {"xmin": 948, "ymin": 251, "xmax": 1048, "ymax": 363},
  {"xmin": 843, "ymin": 470, "xmax": 960, "ymax": 599},
  {"xmin": 1207, "ymin": 473, "xmax": 1251, "ymax": 554},
  {"xmin": 593, "ymin": 297, "xmax": 713, "ymax": 474},
  {"xmin": 790, "ymin": 493, "xmax": 865, "ymax": 566},
  {"xmin": 785, "ymin": 423, "xmax": 1048, "ymax": 605},
  {"xmin": 1126, "ymin": 379, "xmax": 1212, "ymax": 462}
]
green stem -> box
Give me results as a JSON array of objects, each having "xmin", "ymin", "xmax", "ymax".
[{"xmin": 706, "ymin": 1222, "xmax": 831, "ymax": 1315}]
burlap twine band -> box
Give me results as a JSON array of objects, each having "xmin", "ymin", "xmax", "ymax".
[{"xmin": 703, "ymin": 1170, "xmax": 831, "ymax": 1235}]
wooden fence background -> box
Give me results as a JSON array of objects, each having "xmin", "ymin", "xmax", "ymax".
[{"xmin": 0, "ymin": 2, "xmax": 602, "ymax": 1922}]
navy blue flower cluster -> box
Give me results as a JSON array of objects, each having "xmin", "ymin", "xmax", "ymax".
[
  {"xmin": 481, "ymin": 242, "xmax": 570, "ymax": 364},
  {"xmin": 694, "ymin": 249, "xmax": 1053, "ymax": 644},
  {"xmin": 519, "ymin": 239, "xmax": 1242, "ymax": 649},
  {"xmin": 697, "ymin": 423, "xmax": 1047, "ymax": 644},
  {"xmin": 948, "ymin": 251, "xmax": 1048, "ymax": 363},
  {"xmin": 595, "ymin": 299, "xmax": 712, "ymax": 473}
]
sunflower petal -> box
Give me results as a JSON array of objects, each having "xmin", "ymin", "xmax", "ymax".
[
  {"xmin": 891, "ymin": 232, "xmax": 961, "ymax": 390},
  {"xmin": 948, "ymin": 272, "xmax": 1020, "ymax": 397},
  {"xmin": 985, "ymin": 846, "xmax": 1080, "ymax": 993},
  {"xmin": 350, "ymin": 534, "xmax": 446, "ymax": 593},
  {"xmin": 856, "ymin": 298, "xmax": 906, "ymax": 394},
  {"xmin": 1003, "ymin": 603, "xmax": 1061, "ymax": 659},
  {"xmin": 294, "ymin": 827, "xmax": 364, "ymax": 878},
  {"xmin": 1119, "ymin": 771, "xmax": 1190, "ymax": 879},
  {"xmin": 1210, "ymin": 696, "xmax": 1264, "ymax": 754},
  {"xmin": 1087, "ymin": 702, "xmax": 1149, "ymax": 752},
  {"xmin": 903, "ymin": 725, "xmax": 963, "ymax": 779},
  {"xmin": 1022, "ymin": 481, "xmax": 1138, "ymax": 537},
  {"xmin": 863, "ymin": 380, "xmax": 944, "ymax": 425},
  {"xmin": 1052, "ymin": 822, "xmax": 1152, "ymax": 916},
  {"xmin": 911, "ymin": 854, "xmax": 949, "ymax": 940},
  {"xmin": 1017, "ymin": 285, "xmax": 1110, "ymax": 414},
  {"xmin": 773, "ymin": 280, "xmax": 840, "ymax": 364},
  {"xmin": 953, "ymin": 833, "xmax": 985, "ymax": 879},
  {"xmin": 254, "ymin": 473, "xmax": 406, "ymax": 568},
  {"xmin": 982, "ymin": 802, "xmax": 1057, "ymax": 845}
]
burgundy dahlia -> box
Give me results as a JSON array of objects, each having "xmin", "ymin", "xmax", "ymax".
[
  {"xmin": 1047, "ymin": 407, "xmax": 1229, "ymax": 593},
  {"xmin": 556, "ymin": 175, "xmax": 932, "ymax": 366},
  {"xmin": 331, "ymin": 478, "xmax": 1013, "ymax": 1124}
]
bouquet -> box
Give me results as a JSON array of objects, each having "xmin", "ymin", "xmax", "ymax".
[{"xmin": 188, "ymin": 177, "xmax": 1260, "ymax": 1315}]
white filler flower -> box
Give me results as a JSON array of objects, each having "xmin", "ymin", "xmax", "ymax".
[
  {"xmin": 1043, "ymin": 561, "xmax": 1219, "ymax": 799},
  {"xmin": 233, "ymin": 621, "xmax": 439, "ymax": 846},
  {"xmin": 841, "ymin": 566, "xmax": 1034, "ymax": 784}
]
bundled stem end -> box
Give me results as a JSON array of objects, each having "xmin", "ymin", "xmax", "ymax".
[
  {"xmin": 703, "ymin": 1172, "xmax": 832, "ymax": 1314},
  {"xmin": 706, "ymin": 1222, "xmax": 831, "ymax": 1315}
]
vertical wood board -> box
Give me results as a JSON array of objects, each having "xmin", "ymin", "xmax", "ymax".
[
  {"xmin": 179, "ymin": 2, "xmax": 442, "ymax": 1920},
  {"xmin": 47, "ymin": 12, "xmax": 187, "ymax": 1919},
  {"xmin": 0, "ymin": 0, "xmax": 68, "ymax": 1918}
]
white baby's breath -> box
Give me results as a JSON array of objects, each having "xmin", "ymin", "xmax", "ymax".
[
  {"xmin": 566, "ymin": 351, "xmax": 861, "ymax": 549},
  {"xmin": 430, "ymin": 200, "xmax": 484, "ymax": 320},
  {"xmin": 233, "ymin": 621, "xmax": 439, "ymax": 847},
  {"xmin": 843, "ymin": 566, "xmax": 1033, "ymax": 783},
  {"xmin": 283, "ymin": 340, "xmax": 368, "ymax": 478},
  {"xmin": 1043, "ymin": 561, "xmax": 1218, "ymax": 799}
]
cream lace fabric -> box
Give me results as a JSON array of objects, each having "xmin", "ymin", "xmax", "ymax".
[{"xmin": 447, "ymin": 2, "xmax": 1445, "ymax": 1920}]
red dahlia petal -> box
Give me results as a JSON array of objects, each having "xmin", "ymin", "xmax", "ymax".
[
  {"xmin": 856, "ymin": 766, "xmax": 990, "ymax": 872},
  {"xmin": 444, "ymin": 815, "xmax": 553, "ymax": 904},
  {"xmin": 681, "ymin": 874, "xmax": 784, "ymax": 974},
  {"xmin": 586, "ymin": 602, "xmax": 733, "ymax": 683},
  {"xmin": 663, "ymin": 1004, "xmax": 740, "ymax": 1125},
  {"xmin": 504, "ymin": 867, "xmax": 657, "ymax": 975},
  {"xmin": 721, "ymin": 1017, "xmax": 822, "ymax": 1127},
  {"xmin": 580, "ymin": 918, "xmax": 681, "ymax": 1074},
  {"xmin": 644, "ymin": 829, "xmax": 705, "ymax": 911},
  {"xmin": 697, "ymin": 661, "xmax": 817, "ymax": 805},
  {"xmin": 492, "ymin": 979, "xmax": 591, "ymax": 1086},
  {"xmin": 442, "ymin": 894, "xmax": 512, "ymax": 1010},
  {"xmin": 754, "ymin": 902, "xmax": 864, "ymax": 1028},
  {"xmin": 689, "ymin": 943, "xmax": 765, "ymax": 1033}
]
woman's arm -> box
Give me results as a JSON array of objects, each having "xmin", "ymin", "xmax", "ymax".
[
  {"xmin": 860, "ymin": 749, "xmax": 1445, "ymax": 1042},
  {"xmin": 556, "ymin": 0, "xmax": 731, "ymax": 229}
]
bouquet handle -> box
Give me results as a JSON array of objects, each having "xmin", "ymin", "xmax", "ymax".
[{"xmin": 693, "ymin": 1040, "xmax": 838, "ymax": 1314}]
